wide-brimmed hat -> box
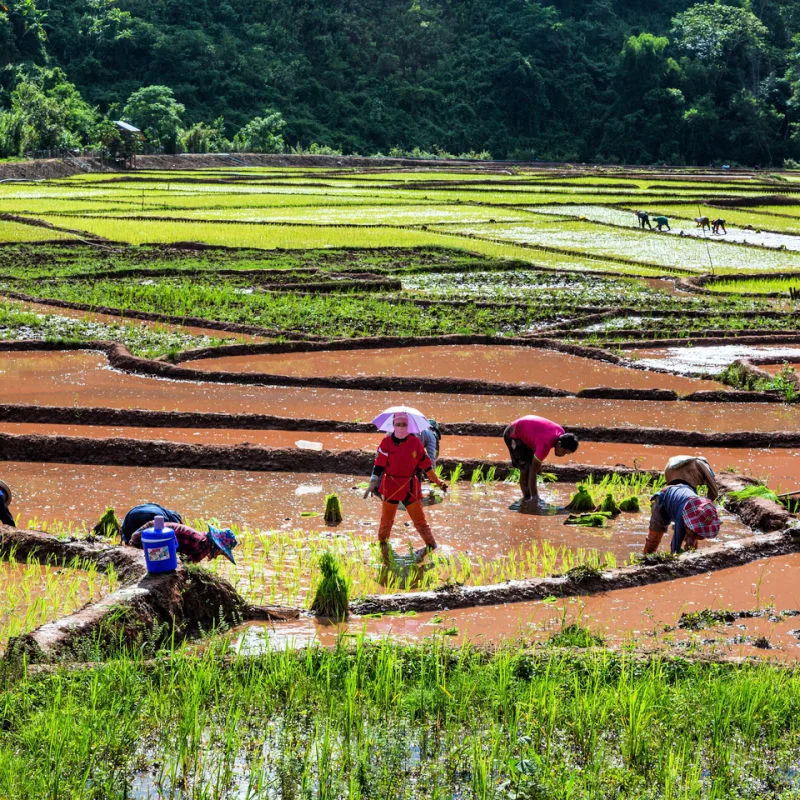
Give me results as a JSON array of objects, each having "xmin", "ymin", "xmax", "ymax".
[
  {"xmin": 207, "ymin": 524, "xmax": 238, "ymax": 564},
  {"xmin": 682, "ymin": 496, "xmax": 720, "ymax": 539},
  {"xmin": 0, "ymin": 480, "xmax": 11, "ymax": 504}
]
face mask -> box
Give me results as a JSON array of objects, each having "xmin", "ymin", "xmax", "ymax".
[{"xmin": 393, "ymin": 419, "xmax": 409, "ymax": 439}]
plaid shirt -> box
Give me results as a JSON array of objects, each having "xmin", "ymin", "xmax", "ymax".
[{"xmin": 129, "ymin": 523, "xmax": 215, "ymax": 563}]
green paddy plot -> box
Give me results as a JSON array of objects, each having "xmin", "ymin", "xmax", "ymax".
[
  {"xmin": 704, "ymin": 276, "xmax": 800, "ymax": 295},
  {"xmin": 0, "ymin": 219, "xmax": 76, "ymax": 244},
  {"xmin": 649, "ymin": 204, "xmax": 800, "ymax": 234},
  {"xmin": 445, "ymin": 219, "xmax": 800, "ymax": 273}
]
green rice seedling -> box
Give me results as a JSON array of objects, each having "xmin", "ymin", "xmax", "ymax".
[
  {"xmin": 91, "ymin": 507, "xmax": 120, "ymax": 539},
  {"xmin": 598, "ymin": 492, "xmax": 621, "ymax": 516},
  {"xmin": 503, "ymin": 467, "xmax": 521, "ymax": 484},
  {"xmin": 470, "ymin": 465, "xmax": 484, "ymax": 484},
  {"xmin": 727, "ymin": 485, "xmax": 779, "ymax": 502},
  {"xmin": 564, "ymin": 482, "xmax": 595, "ymax": 511},
  {"xmin": 618, "ymin": 496, "xmax": 640, "ymax": 512},
  {"xmin": 564, "ymin": 512, "xmax": 612, "ymax": 527},
  {"xmin": 323, "ymin": 492, "xmax": 343, "ymax": 525},
  {"xmin": 449, "ymin": 462, "xmax": 464, "ymax": 482},
  {"xmin": 309, "ymin": 551, "xmax": 349, "ymax": 620}
]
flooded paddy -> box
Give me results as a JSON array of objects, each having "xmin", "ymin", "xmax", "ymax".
[
  {"xmin": 630, "ymin": 344, "xmax": 800, "ymax": 374},
  {"xmin": 240, "ymin": 554, "xmax": 800, "ymax": 660},
  {"xmin": 182, "ymin": 343, "xmax": 725, "ymax": 393},
  {"xmin": 5, "ymin": 350, "xmax": 796, "ymax": 432},
  {"xmin": 5, "ymin": 461, "xmax": 754, "ymax": 593},
  {"xmin": 0, "ymin": 558, "xmax": 117, "ymax": 649}
]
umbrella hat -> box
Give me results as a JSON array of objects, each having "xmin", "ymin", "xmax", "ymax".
[
  {"xmin": 207, "ymin": 524, "xmax": 238, "ymax": 564},
  {"xmin": 372, "ymin": 406, "xmax": 431, "ymax": 435},
  {"xmin": 682, "ymin": 496, "xmax": 720, "ymax": 539}
]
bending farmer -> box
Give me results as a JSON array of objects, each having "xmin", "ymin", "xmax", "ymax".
[
  {"xmin": 503, "ymin": 416, "xmax": 579, "ymax": 504},
  {"xmin": 653, "ymin": 216, "xmax": 670, "ymax": 231},
  {"xmin": 634, "ymin": 210, "xmax": 652, "ymax": 229},
  {"xmin": 643, "ymin": 484, "xmax": 720, "ymax": 554},
  {"xmin": 364, "ymin": 412, "xmax": 448, "ymax": 561},
  {"xmin": 129, "ymin": 519, "xmax": 237, "ymax": 564},
  {"xmin": 120, "ymin": 502, "xmax": 183, "ymax": 544},
  {"xmin": 0, "ymin": 480, "xmax": 14, "ymax": 527},
  {"xmin": 664, "ymin": 454, "xmax": 719, "ymax": 502}
]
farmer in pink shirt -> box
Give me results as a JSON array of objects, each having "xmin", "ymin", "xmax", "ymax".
[{"xmin": 503, "ymin": 416, "xmax": 579, "ymax": 504}]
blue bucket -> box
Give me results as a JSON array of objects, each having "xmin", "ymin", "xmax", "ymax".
[{"xmin": 141, "ymin": 525, "xmax": 178, "ymax": 573}]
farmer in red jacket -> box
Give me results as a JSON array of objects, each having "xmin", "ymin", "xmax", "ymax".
[{"xmin": 364, "ymin": 412, "xmax": 448, "ymax": 561}]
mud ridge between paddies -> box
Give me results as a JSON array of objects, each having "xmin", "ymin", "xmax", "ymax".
[{"xmin": 1, "ymin": 404, "xmax": 799, "ymax": 448}]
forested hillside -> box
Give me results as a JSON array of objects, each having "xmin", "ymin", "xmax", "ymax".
[{"xmin": 1, "ymin": 0, "xmax": 799, "ymax": 164}]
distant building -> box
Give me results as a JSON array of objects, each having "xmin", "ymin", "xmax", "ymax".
[{"xmin": 108, "ymin": 121, "xmax": 144, "ymax": 168}]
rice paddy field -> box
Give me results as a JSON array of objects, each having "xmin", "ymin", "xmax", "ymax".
[{"xmin": 2, "ymin": 160, "xmax": 800, "ymax": 798}]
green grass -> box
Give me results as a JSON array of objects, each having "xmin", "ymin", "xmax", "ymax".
[{"xmin": 2, "ymin": 641, "xmax": 800, "ymax": 798}]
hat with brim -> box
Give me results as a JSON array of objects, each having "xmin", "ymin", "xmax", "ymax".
[
  {"xmin": 682, "ymin": 496, "xmax": 720, "ymax": 539},
  {"xmin": 0, "ymin": 480, "xmax": 11, "ymax": 504},
  {"xmin": 207, "ymin": 525, "xmax": 237, "ymax": 564}
]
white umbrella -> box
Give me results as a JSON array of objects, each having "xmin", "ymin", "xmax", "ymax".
[{"xmin": 371, "ymin": 405, "xmax": 430, "ymax": 435}]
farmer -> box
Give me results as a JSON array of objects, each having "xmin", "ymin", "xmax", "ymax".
[
  {"xmin": 419, "ymin": 418, "xmax": 442, "ymax": 466},
  {"xmin": 120, "ymin": 502, "xmax": 183, "ymax": 544},
  {"xmin": 128, "ymin": 519, "xmax": 238, "ymax": 564},
  {"xmin": 643, "ymin": 483, "xmax": 721, "ymax": 554},
  {"xmin": 364, "ymin": 411, "xmax": 449, "ymax": 561},
  {"xmin": 653, "ymin": 215, "xmax": 670, "ymax": 231},
  {"xmin": 663, "ymin": 454, "xmax": 719, "ymax": 502},
  {"xmin": 0, "ymin": 480, "xmax": 14, "ymax": 527},
  {"xmin": 694, "ymin": 216, "xmax": 711, "ymax": 231},
  {"xmin": 711, "ymin": 218, "xmax": 727, "ymax": 234},
  {"xmin": 634, "ymin": 210, "xmax": 652, "ymax": 229},
  {"xmin": 503, "ymin": 416, "xmax": 579, "ymax": 505}
]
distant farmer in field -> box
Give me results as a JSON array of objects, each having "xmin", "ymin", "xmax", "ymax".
[
  {"xmin": 364, "ymin": 412, "xmax": 449, "ymax": 562},
  {"xmin": 653, "ymin": 215, "xmax": 670, "ymax": 231},
  {"xmin": 634, "ymin": 210, "xmax": 652, "ymax": 229},
  {"xmin": 663, "ymin": 454, "xmax": 719, "ymax": 502},
  {"xmin": 643, "ymin": 483, "xmax": 720, "ymax": 554},
  {"xmin": 503, "ymin": 416, "xmax": 579, "ymax": 505},
  {"xmin": 0, "ymin": 480, "xmax": 14, "ymax": 527},
  {"xmin": 711, "ymin": 218, "xmax": 727, "ymax": 234},
  {"xmin": 694, "ymin": 216, "xmax": 711, "ymax": 231}
]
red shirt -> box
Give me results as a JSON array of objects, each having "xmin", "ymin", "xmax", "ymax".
[{"xmin": 374, "ymin": 434, "xmax": 433, "ymax": 504}]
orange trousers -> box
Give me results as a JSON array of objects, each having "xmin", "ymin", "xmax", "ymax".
[{"xmin": 378, "ymin": 500, "xmax": 436, "ymax": 547}]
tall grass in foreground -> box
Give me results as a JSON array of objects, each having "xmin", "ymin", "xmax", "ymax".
[{"xmin": 1, "ymin": 641, "xmax": 799, "ymax": 798}]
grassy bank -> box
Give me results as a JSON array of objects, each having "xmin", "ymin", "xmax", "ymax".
[{"xmin": 2, "ymin": 640, "xmax": 800, "ymax": 798}]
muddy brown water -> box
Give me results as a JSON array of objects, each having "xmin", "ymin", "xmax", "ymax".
[
  {"xmin": 2, "ymin": 351, "xmax": 795, "ymax": 432},
  {"xmin": 3, "ymin": 462, "xmax": 753, "ymax": 566},
  {"xmin": 760, "ymin": 362, "xmax": 800, "ymax": 375},
  {"xmin": 181, "ymin": 344, "xmax": 725, "ymax": 393},
  {"xmin": 4, "ymin": 424, "xmax": 799, "ymax": 487},
  {"xmin": 238, "ymin": 555, "xmax": 800, "ymax": 660}
]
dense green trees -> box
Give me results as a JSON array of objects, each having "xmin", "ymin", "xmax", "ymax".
[{"xmin": 2, "ymin": 0, "xmax": 800, "ymax": 164}]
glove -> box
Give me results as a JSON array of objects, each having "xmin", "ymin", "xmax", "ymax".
[{"xmin": 363, "ymin": 477, "xmax": 380, "ymax": 499}]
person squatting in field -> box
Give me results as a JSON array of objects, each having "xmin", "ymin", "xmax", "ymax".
[
  {"xmin": 0, "ymin": 480, "xmax": 14, "ymax": 527},
  {"xmin": 503, "ymin": 415, "xmax": 579, "ymax": 505},
  {"xmin": 364, "ymin": 412, "xmax": 449, "ymax": 562}
]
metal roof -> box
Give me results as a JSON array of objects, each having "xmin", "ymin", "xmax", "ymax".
[{"xmin": 113, "ymin": 120, "xmax": 142, "ymax": 134}]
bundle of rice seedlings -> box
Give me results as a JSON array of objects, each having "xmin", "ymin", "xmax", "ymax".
[
  {"xmin": 310, "ymin": 551, "xmax": 349, "ymax": 619},
  {"xmin": 598, "ymin": 492, "xmax": 621, "ymax": 516},
  {"xmin": 727, "ymin": 485, "xmax": 779, "ymax": 503},
  {"xmin": 618, "ymin": 495, "xmax": 640, "ymax": 512},
  {"xmin": 323, "ymin": 492, "xmax": 343, "ymax": 525},
  {"xmin": 92, "ymin": 507, "xmax": 120, "ymax": 539},
  {"xmin": 564, "ymin": 512, "xmax": 612, "ymax": 527},
  {"xmin": 564, "ymin": 482, "xmax": 595, "ymax": 512}
]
